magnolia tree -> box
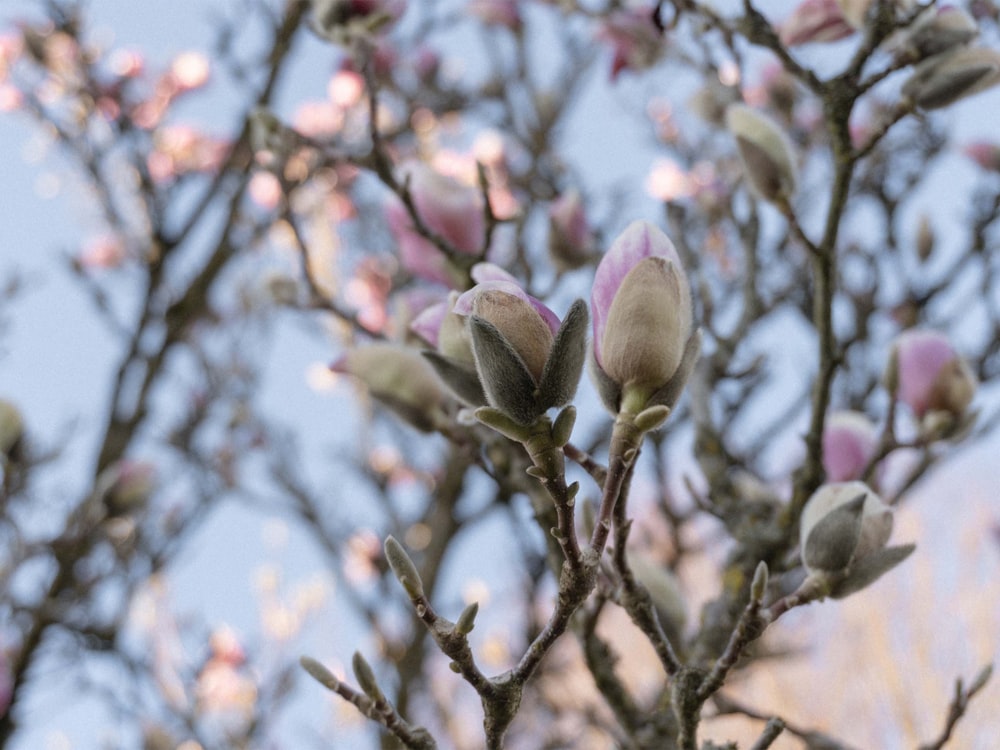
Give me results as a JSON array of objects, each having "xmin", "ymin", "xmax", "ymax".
[{"xmin": 1, "ymin": 0, "xmax": 999, "ymax": 747}]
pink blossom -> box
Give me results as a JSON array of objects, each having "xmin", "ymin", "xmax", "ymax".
[
  {"xmin": 964, "ymin": 141, "xmax": 1000, "ymax": 172},
  {"xmin": 248, "ymin": 172, "xmax": 282, "ymax": 210},
  {"xmin": 386, "ymin": 163, "xmax": 484, "ymax": 285},
  {"xmin": 779, "ymin": 0, "xmax": 855, "ymax": 47},
  {"xmin": 292, "ymin": 100, "xmax": 343, "ymax": 137},
  {"xmin": 147, "ymin": 125, "xmax": 229, "ymax": 182},
  {"xmin": 0, "ymin": 84, "xmax": 23, "ymax": 112},
  {"xmin": 107, "ymin": 48, "xmax": 145, "ymax": 78},
  {"xmin": 327, "ymin": 68, "xmax": 365, "ymax": 108},
  {"xmin": 548, "ymin": 189, "xmax": 593, "ymax": 269},
  {"xmin": 470, "ymin": 261, "xmax": 518, "ymax": 286},
  {"xmin": 403, "ymin": 162, "xmax": 484, "ymax": 253},
  {"xmin": 467, "ymin": 0, "xmax": 522, "ymax": 31},
  {"xmin": 410, "ymin": 298, "xmax": 450, "ymax": 349},
  {"xmin": 79, "ymin": 233, "xmax": 127, "ymax": 269},
  {"xmin": 822, "ymin": 411, "xmax": 878, "ymax": 482},
  {"xmin": 168, "ymin": 51, "xmax": 210, "ymax": 91},
  {"xmin": 0, "ymin": 32, "xmax": 24, "ymax": 78},
  {"xmin": 386, "ymin": 202, "xmax": 457, "ymax": 286},
  {"xmin": 645, "ymin": 159, "xmax": 693, "ymax": 202},
  {"xmin": 596, "ymin": 8, "xmax": 664, "ymax": 80},
  {"xmin": 893, "ymin": 329, "xmax": 977, "ymax": 418},
  {"xmin": 209, "ymin": 625, "xmax": 246, "ymax": 666}
]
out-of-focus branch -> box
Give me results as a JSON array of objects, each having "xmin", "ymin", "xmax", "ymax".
[{"xmin": 917, "ymin": 664, "xmax": 994, "ymax": 750}]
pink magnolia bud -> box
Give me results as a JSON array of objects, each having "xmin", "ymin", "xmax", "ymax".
[
  {"xmin": 386, "ymin": 202, "xmax": 456, "ymax": 286},
  {"xmin": 591, "ymin": 221, "xmax": 699, "ymax": 414},
  {"xmin": 331, "ymin": 343, "xmax": 449, "ymax": 431},
  {"xmin": 596, "ymin": 8, "xmax": 664, "ymax": 80},
  {"xmin": 779, "ymin": 0, "xmax": 855, "ymax": 47},
  {"xmin": 467, "ymin": 287, "xmax": 555, "ymax": 381},
  {"xmin": 402, "ymin": 162, "xmax": 484, "ymax": 254},
  {"xmin": 454, "ymin": 280, "xmax": 587, "ymax": 425},
  {"xmin": 547, "ymin": 189, "xmax": 593, "ymax": 271},
  {"xmin": 725, "ymin": 104, "xmax": 798, "ymax": 203},
  {"xmin": 902, "ymin": 45, "xmax": 1000, "ymax": 109},
  {"xmin": 891, "ymin": 329, "xmax": 976, "ymax": 419},
  {"xmin": 964, "ymin": 141, "xmax": 1000, "ymax": 172},
  {"xmin": 822, "ymin": 411, "xmax": 877, "ymax": 482}
]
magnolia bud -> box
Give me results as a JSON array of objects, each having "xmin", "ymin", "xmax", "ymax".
[
  {"xmin": 725, "ymin": 104, "xmax": 798, "ymax": 203},
  {"xmin": 310, "ymin": 0, "xmax": 405, "ymax": 42},
  {"xmin": 300, "ymin": 656, "xmax": 340, "ymax": 691},
  {"xmin": 596, "ymin": 8, "xmax": 664, "ymax": 80},
  {"xmin": 352, "ymin": 651, "xmax": 383, "ymax": 701},
  {"xmin": 331, "ymin": 343, "xmax": 450, "ymax": 431},
  {"xmin": 779, "ymin": 0, "xmax": 855, "ymax": 48},
  {"xmin": 591, "ymin": 221, "xmax": 699, "ymax": 416},
  {"xmin": 891, "ymin": 329, "xmax": 976, "ymax": 420},
  {"xmin": 548, "ymin": 189, "xmax": 593, "ymax": 271},
  {"xmin": 964, "ymin": 141, "xmax": 1000, "ymax": 172},
  {"xmin": 800, "ymin": 481, "xmax": 914, "ymax": 597},
  {"xmin": 894, "ymin": 6, "xmax": 978, "ymax": 62},
  {"xmin": 414, "ymin": 294, "xmax": 486, "ymax": 408},
  {"xmin": 402, "ymin": 162, "xmax": 483, "ymax": 254},
  {"xmin": 628, "ymin": 553, "xmax": 687, "ymax": 643},
  {"xmin": 384, "ymin": 535, "xmax": 424, "ymax": 598},
  {"xmin": 902, "ymin": 46, "xmax": 1000, "ymax": 110},
  {"xmin": 822, "ymin": 411, "xmax": 878, "ymax": 482},
  {"xmin": 455, "ymin": 280, "xmax": 587, "ymax": 426},
  {"xmin": 98, "ymin": 460, "xmax": 157, "ymax": 516}
]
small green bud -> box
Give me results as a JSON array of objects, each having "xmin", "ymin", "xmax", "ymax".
[
  {"xmin": 300, "ymin": 656, "xmax": 340, "ymax": 691},
  {"xmin": 552, "ymin": 405, "xmax": 577, "ymax": 448},
  {"xmin": 352, "ymin": 651, "xmax": 383, "ymax": 701},
  {"xmin": 634, "ymin": 404, "xmax": 671, "ymax": 433},
  {"xmin": 455, "ymin": 602, "xmax": 479, "ymax": 635},
  {"xmin": 474, "ymin": 406, "xmax": 532, "ymax": 442},
  {"xmin": 384, "ymin": 535, "xmax": 425, "ymax": 598}
]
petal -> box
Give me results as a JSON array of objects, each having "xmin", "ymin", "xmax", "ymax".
[{"xmin": 410, "ymin": 300, "xmax": 449, "ymax": 347}]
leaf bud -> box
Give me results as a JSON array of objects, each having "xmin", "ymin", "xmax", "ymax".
[
  {"xmin": 299, "ymin": 656, "xmax": 340, "ymax": 691},
  {"xmin": 384, "ymin": 535, "xmax": 425, "ymax": 599},
  {"xmin": 455, "ymin": 602, "xmax": 479, "ymax": 635},
  {"xmin": 352, "ymin": 651, "xmax": 383, "ymax": 701}
]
